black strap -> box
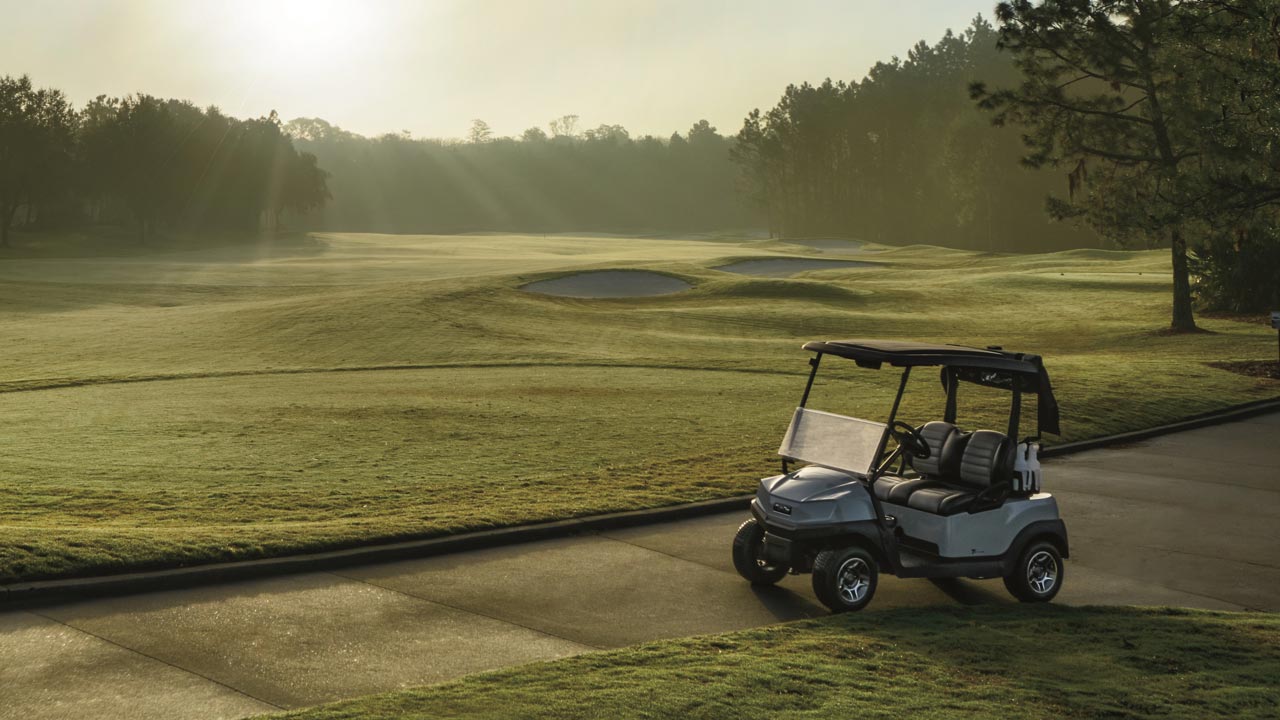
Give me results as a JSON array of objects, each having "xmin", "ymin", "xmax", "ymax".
[{"xmin": 943, "ymin": 368, "xmax": 958, "ymax": 424}]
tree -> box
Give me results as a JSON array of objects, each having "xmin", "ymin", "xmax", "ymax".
[
  {"xmin": 468, "ymin": 118, "xmax": 493, "ymax": 144},
  {"xmin": 521, "ymin": 126, "xmax": 548, "ymax": 142},
  {"xmin": 687, "ymin": 119, "xmax": 719, "ymax": 145},
  {"xmin": 79, "ymin": 95, "xmax": 176, "ymax": 243},
  {"xmin": 1176, "ymin": 1, "xmax": 1280, "ymax": 312},
  {"xmin": 582, "ymin": 124, "xmax": 629, "ymax": 143},
  {"xmin": 0, "ymin": 75, "xmax": 77, "ymax": 247},
  {"xmin": 548, "ymin": 114, "xmax": 579, "ymax": 138},
  {"xmin": 273, "ymin": 151, "xmax": 330, "ymax": 229},
  {"xmin": 972, "ymin": 0, "xmax": 1219, "ymax": 331}
]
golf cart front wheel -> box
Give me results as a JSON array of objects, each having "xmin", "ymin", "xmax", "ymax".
[
  {"xmin": 1004, "ymin": 541, "xmax": 1064, "ymax": 602},
  {"xmin": 812, "ymin": 546, "xmax": 879, "ymax": 613},
  {"xmin": 732, "ymin": 519, "xmax": 789, "ymax": 586}
]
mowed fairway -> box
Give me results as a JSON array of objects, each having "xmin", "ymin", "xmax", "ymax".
[{"xmin": 0, "ymin": 232, "xmax": 1275, "ymax": 582}]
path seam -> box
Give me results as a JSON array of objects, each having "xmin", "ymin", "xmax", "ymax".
[
  {"xmin": 326, "ymin": 571, "xmax": 606, "ymax": 651},
  {"xmin": 25, "ymin": 609, "xmax": 284, "ymax": 711}
]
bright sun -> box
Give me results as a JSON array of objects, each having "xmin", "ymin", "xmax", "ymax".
[{"xmin": 210, "ymin": 0, "xmax": 391, "ymax": 80}]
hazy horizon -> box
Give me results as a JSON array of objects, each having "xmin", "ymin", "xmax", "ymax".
[{"xmin": 6, "ymin": 0, "xmax": 995, "ymax": 139}]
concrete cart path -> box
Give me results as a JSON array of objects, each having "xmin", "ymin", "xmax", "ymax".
[{"xmin": 2, "ymin": 412, "xmax": 1277, "ymax": 720}]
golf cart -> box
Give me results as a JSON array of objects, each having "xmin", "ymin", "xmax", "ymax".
[{"xmin": 732, "ymin": 339, "xmax": 1068, "ymax": 613}]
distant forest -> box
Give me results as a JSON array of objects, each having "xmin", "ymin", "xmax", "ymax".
[
  {"xmin": 0, "ymin": 83, "xmax": 328, "ymax": 246},
  {"xmin": 735, "ymin": 18, "xmax": 1095, "ymax": 250},
  {"xmin": 286, "ymin": 17, "xmax": 1095, "ymax": 250},
  {"xmin": 286, "ymin": 116, "xmax": 752, "ymax": 234}
]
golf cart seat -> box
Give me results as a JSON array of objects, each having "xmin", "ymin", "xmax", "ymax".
[
  {"xmin": 906, "ymin": 430, "xmax": 1011, "ymax": 516},
  {"xmin": 872, "ymin": 421, "xmax": 968, "ymax": 503}
]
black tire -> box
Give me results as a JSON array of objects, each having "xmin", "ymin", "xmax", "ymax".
[
  {"xmin": 812, "ymin": 546, "xmax": 878, "ymax": 613},
  {"xmin": 732, "ymin": 519, "xmax": 789, "ymax": 586},
  {"xmin": 1003, "ymin": 541, "xmax": 1064, "ymax": 602}
]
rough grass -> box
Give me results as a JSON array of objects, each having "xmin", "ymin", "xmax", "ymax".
[
  {"xmin": 265, "ymin": 605, "xmax": 1280, "ymax": 719},
  {"xmin": 0, "ymin": 232, "xmax": 1276, "ymax": 582}
]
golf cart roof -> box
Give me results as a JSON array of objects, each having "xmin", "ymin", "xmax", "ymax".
[
  {"xmin": 801, "ymin": 339, "xmax": 1061, "ymax": 435},
  {"xmin": 803, "ymin": 339, "xmax": 1042, "ymax": 374}
]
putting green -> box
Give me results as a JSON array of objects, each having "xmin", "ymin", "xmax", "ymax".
[{"xmin": 0, "ymin": 232, "xmax": 1274, "ymax": 582}]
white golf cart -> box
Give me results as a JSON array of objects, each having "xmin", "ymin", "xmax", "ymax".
[{"xmin": 732, "ymin": 339, "xmax": 1068, "ymax": 613}]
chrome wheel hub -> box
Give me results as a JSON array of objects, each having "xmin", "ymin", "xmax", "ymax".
[
  {"xmin": 1027, "ymin": 550, "xmax": 1058, "ymax": 594},
  {"xmin": 836, "ymin": 557, "xmax": 870, "ymax": 604}
]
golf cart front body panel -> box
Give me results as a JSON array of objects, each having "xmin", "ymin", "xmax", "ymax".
[
  {"xmin": 756, "ymin": 466, "xmax": 877, "ymax": 526},
  {"xmin": 882, "ymin": 494, "xmax": 1061, "ymax": 558}
]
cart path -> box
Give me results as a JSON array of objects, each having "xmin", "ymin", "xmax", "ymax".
[{"xmin": 2, "ymin": 412, "xmax": 1277, "ymax": 720}]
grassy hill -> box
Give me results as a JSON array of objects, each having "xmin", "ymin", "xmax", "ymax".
[
  {"xmin": 264, "ymin": 605, "xmax": 1280, "ymax": 719},
  {"xmin": 0, "ymin": 232, "xmax": 1275, "ymax": 582}
]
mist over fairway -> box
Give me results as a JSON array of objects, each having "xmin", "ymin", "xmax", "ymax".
[{"xmin": 0, "ymin": 232, "xmax": 1274, "ymax": 583}]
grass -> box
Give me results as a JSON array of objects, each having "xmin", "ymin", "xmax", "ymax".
[
  {"xmin": 264, "ymin": 605, "xmax": 1280, "ymax": 719},
  {"xmin": 0, "ymin": 231, "xmax": 1276, "ymax": 582}
]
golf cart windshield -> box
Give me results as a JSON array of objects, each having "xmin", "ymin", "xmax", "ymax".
[{"xmin": 779, "ymin": 408, "xmax": 886, "ymax": 476}]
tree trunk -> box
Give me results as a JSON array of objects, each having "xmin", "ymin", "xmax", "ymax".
[
  {"xmin": 0, "ymin": 202, "xmax": 11, "ymax": 248},
  {"xmin": 1170, "ymin": 227, "xmax": 1197, "ymax": 331}
]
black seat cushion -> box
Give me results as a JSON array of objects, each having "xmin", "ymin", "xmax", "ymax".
[
  {"xmin": 907, "ymin": 486, "xmax": 976, "ymax": 516},
  {"xmin": 874, "ymin": 421, "xmax": 964, "ymax": 506},
  {"xmin": 873, "ymin": 476, "xmax": 940, "ymax": 504},
  {"xmin": 909, "ymin": 421, "xmax": 958, "ymax": 477},
  {"xmin": 904, "ymin": 429, "xmax": 1012, "ymax": 516},
  {"xmin": 957, "ymin": 430, "xmax": 1012, "ymax": 489}
]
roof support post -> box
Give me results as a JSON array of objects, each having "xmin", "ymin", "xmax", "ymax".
[
  {"xmin": 1008, "ymin": 384, "xmax": 1022, "ymax": 441},
  {"xmin": 870, "ymin": 366, "xmax": 911, "ymax": 480},
  {"xmin": 785, "ymin": 353, "xmax": 824, "ymax": 475},
  {"xmin": 798, "ymin": 353, "xmax": 822, "ymax": 408}
]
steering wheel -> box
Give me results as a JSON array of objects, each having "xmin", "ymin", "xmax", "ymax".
[{"xmin": 889, "ymin": 421, "xmax": 931, "ymax": 460}]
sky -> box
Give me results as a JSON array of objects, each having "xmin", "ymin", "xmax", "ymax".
[{"xmin": 4, "ymin": 0, "xmax": 998, "ymax": 140}]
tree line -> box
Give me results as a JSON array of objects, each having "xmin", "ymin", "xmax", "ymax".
[
  {"xmin": 284, "ymin": 116, "xmax": 752, "ymax": 234},
  {"xmin": 0, "ymin": 77, "xmax": 329, "ymax": 246},
  {"xmin": 737, "ymin": 2, "xmax": 1280, "ymax": 326},
  {"xmin": 733, "ymin": 17, "xmax": 1097, "ymax": 252}
]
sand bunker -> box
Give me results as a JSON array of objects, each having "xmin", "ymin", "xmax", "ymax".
[
  {"xmin": 714, "ymin": 258, "xmax": 876, "ymax": 277},
  {"xmin": 521, "ymin": 270, "xmax": 692, "ymax": 298}
]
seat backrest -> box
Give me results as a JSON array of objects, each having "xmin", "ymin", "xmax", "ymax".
[
  {"xmin": 911, "ymin": 421, "xmax": 957, "ymax": 477},
  {"xmin": 957, "ymin": 430, "xmax": 1011, "ymax": 489}
]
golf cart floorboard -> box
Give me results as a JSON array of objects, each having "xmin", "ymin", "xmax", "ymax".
[{"xmin": 893, "ymin": 544, "xmax": 1004, "ymax": 580}]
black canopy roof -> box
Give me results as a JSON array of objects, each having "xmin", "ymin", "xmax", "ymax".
[{"xmin": 802, "ymin": 339, "xmax": 1061, "ymax": 435}]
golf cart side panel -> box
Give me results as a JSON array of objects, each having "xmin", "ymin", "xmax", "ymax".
[{"xmin": 884, "ymin": 494, "xmax": 1061, "ymax": 558}]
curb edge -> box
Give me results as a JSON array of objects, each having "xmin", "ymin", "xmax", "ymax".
[{"xmin": 4, "ymin": 395, "xmax": 1276, "ymax": 607}]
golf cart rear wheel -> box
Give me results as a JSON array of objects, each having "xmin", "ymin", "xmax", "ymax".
[
  {"xmin": 732, "ymin": 519, "xmax": 789, "ymax": 586},
  {"xmin": 812, "ymin": 546, "xmax": 878, "ymax": 613},
  {"xmin": 1004, "ymin": 541, "xmax": 1064, "ymax": 602}
]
